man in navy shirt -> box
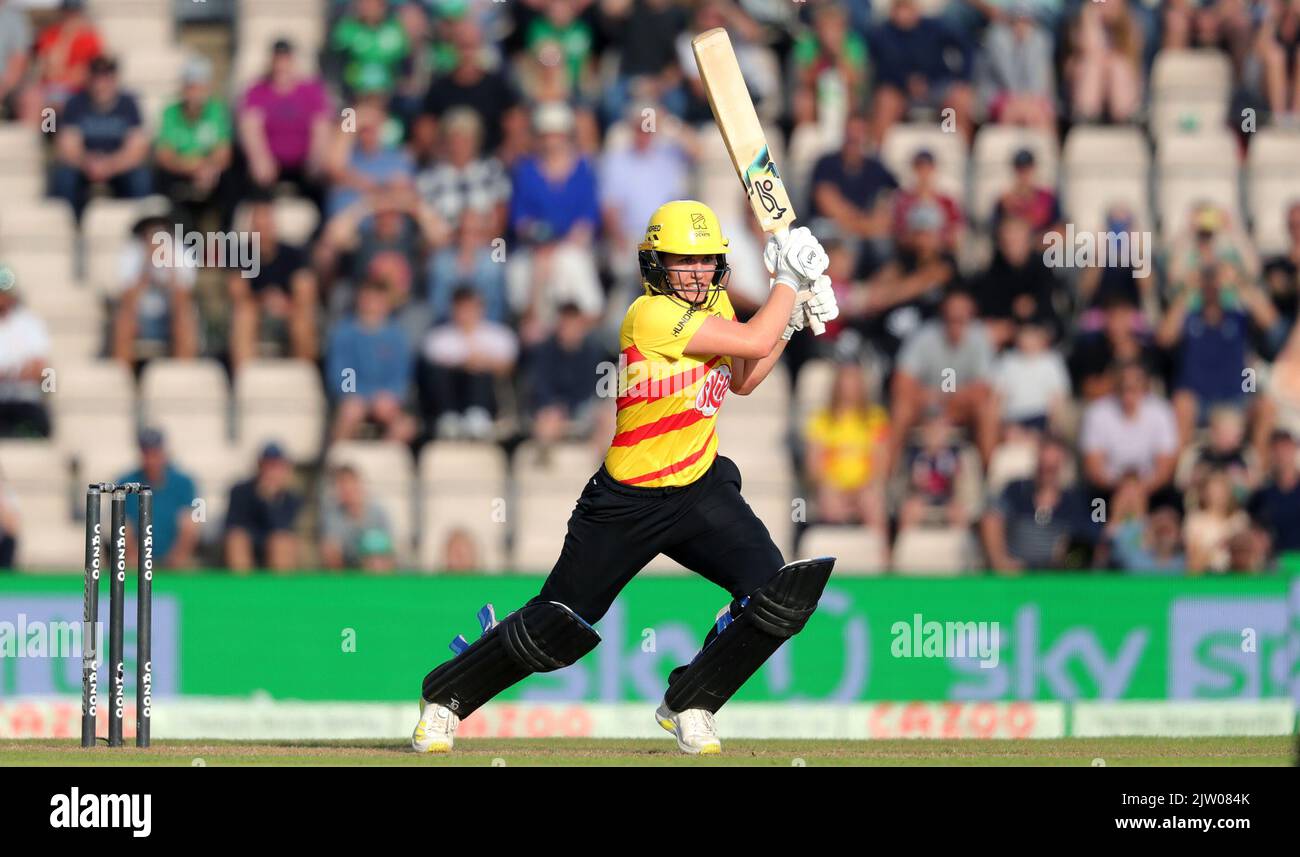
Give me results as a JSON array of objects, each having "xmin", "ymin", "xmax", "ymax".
[
  {"xmin": 224, "ymin": 442, "xmax": 303, "ymax": 573},
  {"xmin": 115, "ymin": 428, "xmax": 199, "ymax": 569},
  {"xmin": 49, "ymin": 56, "xmax": 151, "ymax": 218},
  {"xmin": 809, "ymin": 112, "xmax": 898, "ymax": 278},
  {"xmin": 867, "ymin": 0, "xmax": 974, "ymax": 140},
  {"xmin": 1248, "ymin": 430, "xmax": 1300, "ymax": 554},
  {"xmin": 1157, "ymin": 266, "xmax": 1279, "ymax": 447}
]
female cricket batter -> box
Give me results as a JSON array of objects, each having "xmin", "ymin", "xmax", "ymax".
[{"xmin": 412, "ymin": 200, "xmax": 838, "ymax": 754}]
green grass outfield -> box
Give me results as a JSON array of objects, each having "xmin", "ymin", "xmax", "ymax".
[{"xmin": 0, "ymin": 737, "xmax": 1293, "ymax": 766}]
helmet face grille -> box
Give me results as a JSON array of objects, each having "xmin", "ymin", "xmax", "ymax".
[{"xmin": 639, "ymin": 249, "xmax": 730, "ymax": 311}]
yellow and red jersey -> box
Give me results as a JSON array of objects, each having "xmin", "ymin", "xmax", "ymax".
[{"xmin": 604, "ymin": 291, "xmax": 735, "ymax": 487}]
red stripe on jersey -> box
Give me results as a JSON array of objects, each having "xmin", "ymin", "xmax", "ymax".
[
  {"xmin": 617, "ymin": 355, "xmax": 721, "ymax": 410},
  {"xmin": 610, "ymin": 407, "xmax": 709, "ymax": 447},
  {"xmin": 621, "ymin": 428, "xmax": 717, "ymax": 485}
]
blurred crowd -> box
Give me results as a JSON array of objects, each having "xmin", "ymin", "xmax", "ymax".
[{"xmin": 1, "ymin": 0, "xmax": 1299, "ymax": 575}]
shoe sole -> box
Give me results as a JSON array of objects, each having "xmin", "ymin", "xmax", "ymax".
[{"xmin": 656, "ymin": 709, "xmax": 721, "ymax": 755}]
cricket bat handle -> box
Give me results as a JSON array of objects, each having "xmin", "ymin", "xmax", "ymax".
[{"xmin": 772, "ymin": 227, "xmax": 826, "ymax": 336}]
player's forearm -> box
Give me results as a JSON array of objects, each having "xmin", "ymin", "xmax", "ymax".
[{"xmin": 732, "ymin": 340, "xmax": 786, "ymax": 395}]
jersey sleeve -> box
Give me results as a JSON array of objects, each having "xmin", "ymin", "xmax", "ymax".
[{"xmin": 630, "ymin": 295, "xmax": 713, "ymax": 362}]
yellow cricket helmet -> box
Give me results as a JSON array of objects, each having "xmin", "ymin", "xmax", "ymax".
[{"xmin": 638, "ymin": 200, "xmax": 731, "ymax": 309}]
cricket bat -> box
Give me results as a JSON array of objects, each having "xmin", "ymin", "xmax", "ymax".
[{"xmin": 692, "ymin": 27, "xmax": 824, "ymax": 335}]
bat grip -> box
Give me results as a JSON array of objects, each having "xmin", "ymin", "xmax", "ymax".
[{"xmin": 772, "ymin": 226, "xmax": 826, "ymax": 336}]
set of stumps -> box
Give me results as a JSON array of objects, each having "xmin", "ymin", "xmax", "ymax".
[{"xmin": 80, "ymin": 482, "xmax": 153, "ymax": 748}]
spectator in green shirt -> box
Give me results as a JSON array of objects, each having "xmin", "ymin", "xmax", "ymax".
[
  {"xmin": 523, "ymin": 0, "xmax": 595, "ymax": 98},
  {"xmin": 154, "ymin": 54, "xmax": 233, "ymax": 229},
  {"xmin": 331, "ymin": 0, "xmax": 410, "ymax": 98}
]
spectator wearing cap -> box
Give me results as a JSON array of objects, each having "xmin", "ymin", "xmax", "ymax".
[
  {"xmin": 417, "ymin": 107, "xmax": 511, "ymax": 323},
  {"xmin": 326, "ymin": 277, "xmax": 418, "ymax": 443},
  {"xmin": 418, "ymin": 287, "xmax": 518, "ymax": 440},
  {"xmin": 867, "ymin": 0, "xmax": 975, "ymax": 141},
  {"xmin": 114, "ymin": 429, "xmax": 200, "ymax": 569},
  {"xmin": 319, "ymin": 464, "xmax": 395, "ymax": 573},
  {"xmin": 1156, "ymin": 264, "xmax": 1280, "ymax": 450},
  {"xmin": 49, "ymin": 55, "xmax": 151, "ymax": 218},
  {"xmin": 109, "ymin": 210, "xmax": 200, "ymax": 368},
  {"xmin": 809, "ymin": 112, "xmax": 898, "ymax": 276},
  {"xmin": 1066, "ymin": 0, "xmax": 1143, "ymax": 123},
  {"xmin": 971, "ymin": 214, "xmax": 1063, "ymax": 348},
  {"xmin": 224, "ymin": 443, "xmax": 303, "ymax": 573},
  {"xmin": 329, "ymin": 0, "xmax": 411, "ymax": 98},
  {"xmin": 0, "ymin": 267, "xmax": 52, "ymax": 438},
  {"xmin": 859, "ymin": 201, "xmax": 958, "ymax": 361},
  {"xmin": 526, "ymin": 302, "xmax": 612, "ymax": 446},
  {"xmin": 1080, "ymin": 361, "xmax": 1178, "ymax": 500},
  {"xmin": 1166, "ymin": 203, "xmax": 1259, "ymax": 298},
  {"xmin": 154, "ymin": 54, "xmax": 234, "ymax": 230},
  {"xmin": 506, "ymin": 102, "xmax": 604, "ymax": 343},
  {"xmin": 1247, "ymin": 429, "xmax": 1300, "ymax": 555},
  {"xmin": 0, "ymin": 0, "xmax": 32, "ymax": 120},
  {"xmin": 417, "ymin": 15, "xmax": 526, "ymax": 161},
  {"xmin": 981, "ymin": 434, "xmax": 1096, "ymax": 573},
  {"xmin": 15, "ymin": 0, "xmax": 102, "ymax": 125},
  {"xmin": 992, "ymin": 149, "xmax": 1061, "ymax": 242},
  {"xmin": 228, "ymin": 198, "xmax": 320, "ymax": 373},
  {"xmin": 598, "ymin": 101, "xmax": 694, "ymax": 306},
  {"xmin": 325, "ymin": 96, "xmax": 415, "ymax": 217},
  {"xmin": 893, "ymin": 148, "xmax": 964, "ymax": 253},
  {"xmin": 237, "ymin": 38, "xmax": 332, "ymax": 208},
  {"xmin": 975, "ymin": 3, "xmax": 1056, "ymax": 131},
  {"xmin": 891, "ymin": 289, "xmax": 1000, "ymax": 465}
]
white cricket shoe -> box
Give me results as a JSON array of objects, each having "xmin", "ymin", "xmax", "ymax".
[
  {"xmin": 411, "ymin": 698, "xmax": 458, "ymax": 753},
  {"xmin": 656, "ymin": 703, "xmax": 722, "ymax": 755}
]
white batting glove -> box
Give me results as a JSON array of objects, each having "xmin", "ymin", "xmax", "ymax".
[
  {"xmin": 804, "ymin": 274, "xmax": 839, "ymax": 324},
  {"xmin": 763, "ymin": 227, "xmax": 829, "ymax": 293},
  {"xmin": 781, "ymin": 284, "xmax": 807, "ymax": 340}
]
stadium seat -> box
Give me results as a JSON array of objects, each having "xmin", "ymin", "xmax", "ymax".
[
  {"xmin": 786, "ymin": 121, "xmax": 840, "ymax": 214},
  {"xmin": 325, "ymin": 441, "xmax": 416, "ymax": 566},
  {"xmin": 1246, "ymin": 129, "xmax": 1300, "ymax": 254},
  {"xmin": 97, "ymin": 21, "xmax": 177, "ymax": 67},
  {"xmin": 984, "ymin": 440, "xmax": 1037, "ymax": 498},
  {"xmin": 0, "ymin": 440, "xmax": 81, "ymax": 571},
  {"xmin": 799, "ymin": 525, "xmax": 886, "ymax": 575},
  {"xmin": 417, "ymin": 441, "xmax": 508, "ymax": 572},
  {"xmin": 3, "ymin": 251, "xmax": 76, "ymax": 296},
  {"xmin": 139, "ymin": 359, "xmax": 233, "ymax": 454},
  {"xmin": 234, "ymin": 359, "xmax": 326, "ymax": 463},
  {"xmin": 50, "ymin": 361, "xmax": 136, "ymax": 472},
  {"xmin": 167, "ymin": 445, "xmax": 246, "ymax": 541},
  {"xmin": 1155, "ymin": 131, "xmax": 1241, "ymax": 238},
  {"xmin": 23, "ymin": 288, "xmax": 104, "ymax": 364},
  {"xmin": 892, "ymin": 527, "xmax": 977, "ymax": 576},
  {"xmin": 1149, "ymin": 50, "xmax": 1232, "ymax": 139},
  {"xmin": 511, "ymin": 441, "xmax": 602, "ymax": 572},
  {"xmin": 1061, "ymin": 125, "xmax": 1151, "ymax": 231},
  {"xmin": 0, "ymin": 200, "xmax": 76, "ymax": 256},
  {"xmin": 793, "ymin": 359, "xmax": 836, "ymax": 429},
  {"xmin": 232, "ymin": 197, "xmax": 321, "ymax": 246}
]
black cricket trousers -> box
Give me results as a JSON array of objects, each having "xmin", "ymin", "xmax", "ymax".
[{"xmin": 529, "ymin": 455, "xmax": 785, "ymax": 626}]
